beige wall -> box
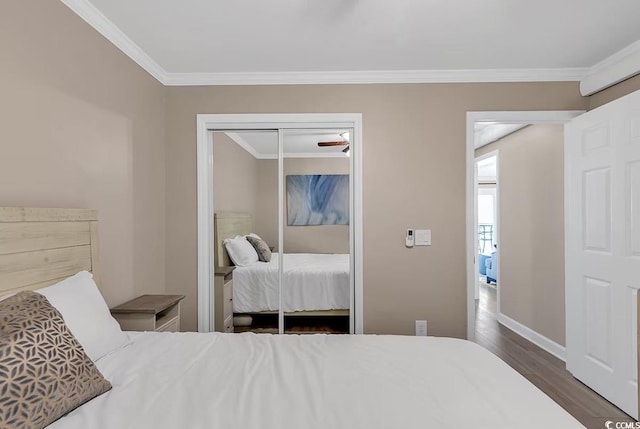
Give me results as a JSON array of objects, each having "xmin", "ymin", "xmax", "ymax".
[
  {"xmin": 476, "ymin": 125, "xmax": 566, "ymax": 346},
  {"xmin": 165, "ymin": 83, "xmax": 587, "ymax": 334},
  {"xmin": 0, "ymin": 1, "xmax": 166, "ymax": 305},
  {"xmin": 7, "ymin": 0, "xmax": 640, "ymax": 339},
  {"xmin": 255, "ymin": 159, "xmax": 279, "ymax": 247},
  {"xmin": 213, "ymin": 136, "xmax": 348, "ymax": 254},
  {"xmin": 212, "ymin": 133, "xmax": 258, "ymax": 218},
  {"xmin": 255, "ymin": 157, "xmax": 350, "ymax": 254}
]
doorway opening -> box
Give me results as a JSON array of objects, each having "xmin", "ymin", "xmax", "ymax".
[
  {"xmin": 465, "ymin": 111, "xmax": 582, "ymax": 343},
  {"xmin": 469, "ymin": 98, "xmax": 640, "ymax": 419}
]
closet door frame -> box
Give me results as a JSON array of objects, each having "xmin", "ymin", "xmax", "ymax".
[{"xmin": 196, "ymin": 113, "xmax": 363, "ymax": 334}]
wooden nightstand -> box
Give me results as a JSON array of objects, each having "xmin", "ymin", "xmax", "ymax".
[
  {"xmin": 214, "ymin": 267, "xmax": 235, "ymax": 333},
  {"xmin": 110, "ymin": 294, "xmax": 185, "ymax": 332}
]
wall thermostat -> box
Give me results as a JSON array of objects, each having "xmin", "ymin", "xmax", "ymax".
[{"xmin": 405, "ymin": 229, "xmax": 414, "ymax": 248}]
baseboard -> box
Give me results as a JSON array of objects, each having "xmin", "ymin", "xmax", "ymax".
[{"xmin": 496, "ymin": 312, "xmax": 566, "ymax": 361}]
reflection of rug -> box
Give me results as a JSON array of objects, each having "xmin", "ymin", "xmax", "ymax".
[
  {"xmin": 234, "ymin": 325, "xmax": 346, "ymax": 335},
  {"xmin": 287, "ymin": 325, "xmax": 339, "ymax": 334},
  {"xmin": 234, "ymin": 326, "xmax": 348, "ymax": 334},
  {"xmin": 244, "ymin": 327, "xmax": 278, "ymax": 334}
]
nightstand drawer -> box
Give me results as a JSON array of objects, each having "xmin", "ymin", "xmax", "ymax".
[
  {"xmin": 156, "ymin": 303, "xmax": 179, "ymax": 328},
  {"xmin": 157, "ymin": 317, "xmax": 179, "ymax": 332},
  {"xmin": 110, "ymin": 294, "xmax": 184, "ymax": 333},
  {"xmin": 213, "ymin": 267, "xmax": 235, "ymax": 332},
  {"xmin": 223, "ymin": 284, "xmax": 233, "ymax": 317},
  {"xmin": 223, "ymin": 315, "xmax": 233, "ymax": 333},
  {"xmin": 223, "ymin": 280, "xmax": 232, "ymax": 302},
  {"xmin": 215, "ymin": 267, "xmax": 235, "ymax": 332}
]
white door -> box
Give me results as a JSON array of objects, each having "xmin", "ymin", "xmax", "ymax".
[{"xmin": 565, "ymin": 89, "xmax": 640, "ymax": 418}]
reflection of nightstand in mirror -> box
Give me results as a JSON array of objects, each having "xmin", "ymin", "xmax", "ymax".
[
  {"xmin": 110, "ymin": 295, "xmax": 185, "ymax": 332},
  {"xmin": 214, "ymin": 267, "xmax": 235, "ymax": 332}
]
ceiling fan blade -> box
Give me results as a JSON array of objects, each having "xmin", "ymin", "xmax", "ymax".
[{"xmin": 317, "ymin": 141, "xmax": 348, "ymax": 147}]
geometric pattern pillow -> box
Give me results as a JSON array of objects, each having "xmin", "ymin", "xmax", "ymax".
[
  {"xmin": 0, "ymin": 291, "xmax": 112, "ymax": 429},
  {"xmin": 246, "ymin": 235, "xmax": 272, "ymax": 262}
]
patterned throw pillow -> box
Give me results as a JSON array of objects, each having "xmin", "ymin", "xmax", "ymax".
[
  {"xmin": 0, "ymin": 292, "xmax": 112, "ymax": 429},
  {"xmin": 246, "ymin": 235, "xmax": 272, "ymax": 262}
]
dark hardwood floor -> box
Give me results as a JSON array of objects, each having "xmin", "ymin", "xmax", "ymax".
[{"xmin": 474, "ymin": 282, "xmax": 635, "ymax": 429}]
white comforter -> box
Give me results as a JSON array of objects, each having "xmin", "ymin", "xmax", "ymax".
[
  {"xmin": 232, "ymin": 253, "xmax": 349, "ymax": 312},
  {"xmin": 50, "ymin": 332, "xmax": 584, "ymax": 429}
]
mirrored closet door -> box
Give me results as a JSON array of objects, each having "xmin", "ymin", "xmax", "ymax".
[
  {"xmin": 282, "ymin": 129, "xmax": 351, "ymax": 334},
  {"xmin": 212, "ymin": 127, "xmax": 354, "ymax": 334},
  {"xmin": 212, "ymin": 130, "xmax": 280, "ymax": 333}
]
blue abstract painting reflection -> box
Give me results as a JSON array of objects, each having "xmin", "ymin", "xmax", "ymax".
[{"xmin": 286, "ymin": 175, "xmax": 349, "ymax": 225}]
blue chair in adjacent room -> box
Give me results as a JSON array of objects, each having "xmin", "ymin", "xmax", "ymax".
[
  {"xmin": 478, "ymin": 253, "xmax": 490, "ymax": 276},
  {"xmin": 485, "ymin": 247, "xmax": 498, "ymax": 284}
]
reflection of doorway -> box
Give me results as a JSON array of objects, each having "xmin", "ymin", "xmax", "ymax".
[{"xmin": 197, "ymin": 114, "xmax": 363, "ymax": 334}]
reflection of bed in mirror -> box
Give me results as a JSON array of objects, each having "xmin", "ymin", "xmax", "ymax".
[{"xmin": 214, "ymin": 212, "xmax": 350, "ymax": 333}]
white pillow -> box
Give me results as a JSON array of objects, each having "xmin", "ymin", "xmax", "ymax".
[
  {"xmin": 38, "ymin": 271, "xmax": 129, "ymax": 362},
  {"xmin": 224, "ymin": 235, "xmax": 259, "ymax": 266}
]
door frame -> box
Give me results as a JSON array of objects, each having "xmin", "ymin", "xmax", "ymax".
[
  {"xmin": 196, "ymin": 113, "xmax": 364, "ymax": 334},
  {"xmin": 465, "ymin": 110, "xmax": 583, "ymax": 340}
]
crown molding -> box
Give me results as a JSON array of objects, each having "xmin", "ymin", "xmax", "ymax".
[
  {"xmin": 580, "ymin": 39, "xmax": 640, "ymax": 96},
  {"xmin": 162, "ymin": 68, "xmax": 587, "ymax": 86},
  {"xmin": 63, "ymin": 0, "xmax": 640, "ymax": 90},
  {"xmin": 60, "ymin": 0, "xmax": 167, "ymax": 83},
  {"xmin": 224, "ymin": 133, "xmax": 265, "ymax": 159}
]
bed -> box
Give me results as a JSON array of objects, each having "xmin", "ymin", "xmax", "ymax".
[
  {"xmin": 233, "ymin": 252, "xmax": 349, "ymax": 313},
  {"xmin": 0, "ymin": 207, "xmax": 591, "ymax": 429},
  {"xmin": 214, "ymin": 212, "xmax": 350, "ymax": 314}
]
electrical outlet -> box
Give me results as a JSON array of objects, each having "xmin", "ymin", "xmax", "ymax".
[{"xmin": 415, "ymin": 320, "xmax": 427, "ymax": 336}]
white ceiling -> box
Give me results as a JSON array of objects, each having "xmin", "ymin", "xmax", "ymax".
[
  {"xmin": 474, "ymin": 123, "xmax": 527, "ymax": 149},
  {"xmin": 477, "ymin": 156, "xmax": 497, "ymax": 182},
  {"xmin": 223, "ymin": 129, "xmax": 350, "ymax": 158},
  {"xmin": 69, "ymin": 0, "xmax": 640, "ymax": 88}
]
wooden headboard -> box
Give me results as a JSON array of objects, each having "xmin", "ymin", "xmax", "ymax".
[
  {"xmin": 214, "ymin": 212, "xmax": 253, "ymax": 268},
  {"xmin": 0, "ymin": 207, "xmax": 101, "ymax": 297}
]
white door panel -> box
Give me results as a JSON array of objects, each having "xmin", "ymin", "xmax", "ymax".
[
  {"xmin": 583, "ymin": 168, "xmax": 611, "ymax": 252},
  {"xmin": 566, "ymin": 89, "xmax": 640, "ymax": 419}
]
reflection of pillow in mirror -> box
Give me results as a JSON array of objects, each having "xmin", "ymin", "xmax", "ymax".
[
  {"xmin": 246, "ymin": 235, "xmax": 272, "ymax": 262},
  {"xmin": 224, "ymin": 236, "xmax": 259, "ymax": 266}
]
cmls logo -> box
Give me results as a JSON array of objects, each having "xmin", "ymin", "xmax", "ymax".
[{"xmin": 605, "ymin": 421, "xmax": 640, "ymax": 429}]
